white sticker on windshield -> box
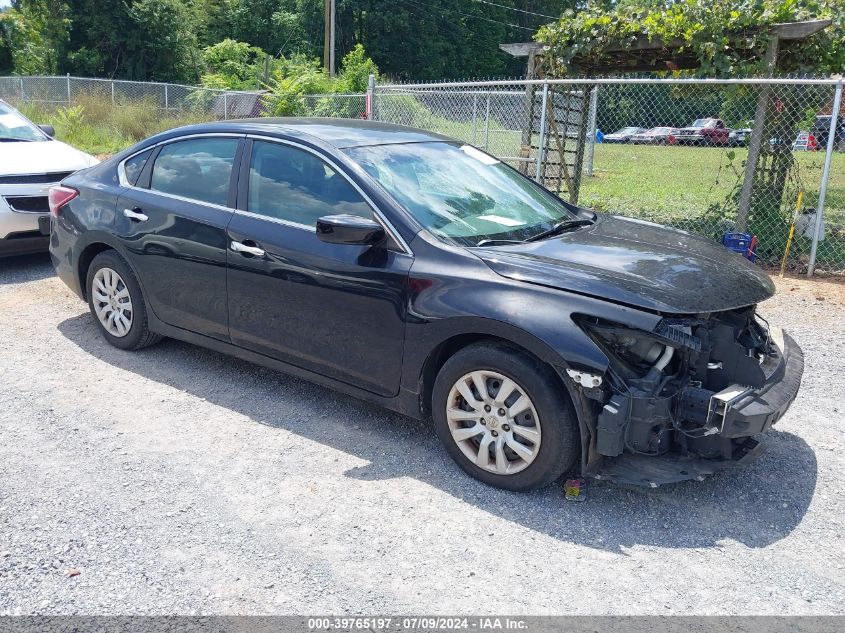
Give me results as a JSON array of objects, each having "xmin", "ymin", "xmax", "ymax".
[
  {"xmin": 460, "ymin": 145, "xmax": 500, "ymax": 165},
  {"xmin": 0, "ymin": 114, "xmax": 28, "ymax": 129},
  {"xmin": 477, "ymin": 214, "xmax": 525, "ymax": 227}
]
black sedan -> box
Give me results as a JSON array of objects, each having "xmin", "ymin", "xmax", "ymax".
[{"xmin": 48, "ymin": 119, "xmax": 803, "ymax": 490}]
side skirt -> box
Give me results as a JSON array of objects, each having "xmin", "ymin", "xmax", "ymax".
[{"xmin": 146, "ymin": 314, "xmax": 423, "ymax": 421}]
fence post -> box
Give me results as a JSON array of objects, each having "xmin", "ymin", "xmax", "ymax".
[
  {"xmin": 483, "ymin": 93, "xmax": 491, "ymax": 150},
  {"xmin": 807, "ymin": 79, "xmax": 843, "ymax": 277},
  {"xmin": 471, "ymin": 94, "xmax": 478, "ymax": 144},
  {"xmin": 535, "ymin": 81, "xmax": 549, "ymax": 184},
  {"xmin": 366, "ymin": 73, "xmax": 375, "ymax": 120},
  {"xmin": 66, "ymin": 74, "xmax": 71, "ymax": 105},
  {"xmin": 164, "ymin": 84, "xmax": 169, "ymax": 111},
  {"xmin": 223, "ymin": 91, "xmax": 228, "ymax": 120},
  {"xmin": 736, "ymin": 38, "xmax": 779, "ymax": 232},
  {"xmin": 585, "ymin": 85, "xmax": 599, "ymax": 176},
  {"xmin": 111, "ymin": 80, "xmax": 115, "ymax": 105}
]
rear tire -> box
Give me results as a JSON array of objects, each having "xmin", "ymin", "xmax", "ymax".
[
  {"xmin": 432, "ymin": 342, "xmax": 580, "ymax": 491},
  {"xmin": 86, "ymin": 250, "xmax": 161, "ymax": 351}
]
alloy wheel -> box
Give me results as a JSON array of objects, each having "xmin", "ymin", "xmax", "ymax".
[
  {"xmin": 446, "ymin": 370, "xmax": 542, "ymax": 475},
  {"xmin": 92, "ymin": 267, "xmax": 133, "ymax": 338}
]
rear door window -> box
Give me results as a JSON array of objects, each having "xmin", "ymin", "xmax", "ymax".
[{"xmin": 150, "ymin": 138, "xmax": 239, "ymax": 207}]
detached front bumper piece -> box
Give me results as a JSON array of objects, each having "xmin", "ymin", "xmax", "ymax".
[
  {"xmin": 719, "ymin": 329, "xmax": 803, "ymax": 438},
  {"xmin": 588, "ymin": 327, "xmax": 803, "ymax": 487}
]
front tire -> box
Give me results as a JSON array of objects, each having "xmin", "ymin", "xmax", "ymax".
[
  {"xmin": 432, "ymin": 343, "xmax": 580, "ymax": 491},
  {"xmin": 86, "ymin": 250, "xmax": 161, "ymax": 351}
]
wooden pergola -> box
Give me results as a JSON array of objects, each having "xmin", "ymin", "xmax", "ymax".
[
  {"xmin": 501, "ymin": 19, "xmax": 832, "ymax": 231},
  {"xmin": 501, "ymin": 20, "xmax": 831, "ymax": 77}
]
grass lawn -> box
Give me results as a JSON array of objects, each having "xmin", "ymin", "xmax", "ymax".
[
  {"xmin": 579, "ymin": 144, "xmax": 845, "ymax": 270},
  {"xmin": 580, "ymin": 143, "xmax": 845, "ymax": 227}
]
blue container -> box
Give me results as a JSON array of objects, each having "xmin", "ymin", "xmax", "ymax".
[{"xmin": 721, "ymin": 232, "xmax": 757, "ymax": 262}]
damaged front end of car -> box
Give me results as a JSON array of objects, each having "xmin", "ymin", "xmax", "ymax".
[{"xmin": 567, "ymin": 307, "xmax": 804, "ymax": 486}]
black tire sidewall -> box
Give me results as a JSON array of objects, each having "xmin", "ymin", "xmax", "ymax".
[
  {"xmin": 86, "ymin": 251, "xmax": 149, "ymax": 351},
  {"xmin": 432, "ymin": 343, "xmax": 580, "ymax": 491}
]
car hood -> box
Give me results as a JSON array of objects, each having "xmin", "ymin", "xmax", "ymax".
[
  {"xmin": 473, "ymin": 215, "xmax": 775, "ymax": 314},
  {"xmin": 0, "ymin": 139, "xmax": 97, "ymax": 175},
  {"xmin": 678, "ymin": 127, "xmax": 707, "ymax": 133}
]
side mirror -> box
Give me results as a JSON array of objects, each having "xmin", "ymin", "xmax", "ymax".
[
  {"xmin": 39, "ymin": 124, "xmax": 55, "ymax": 137},
  {"xmin": 316, "ymin": 214, "xmax": 386, "ymax": 246}
]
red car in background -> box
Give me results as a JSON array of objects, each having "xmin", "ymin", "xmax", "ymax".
[{"xmin": 674, "ymin": 118, "xmax": 731, "ymax": 146}]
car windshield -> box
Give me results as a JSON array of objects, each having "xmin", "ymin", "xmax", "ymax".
[
  {"xmin": 345, "ymin": 141, "xmax": 577, "ymax": 246},
  {"xmin": 0, "ymin": 102, "xmax": 47, "ymax": 141},
  {"xmin": 615, "ymin": 127, "xmax": 641, "ymax": 134},
  {"xmin": 691, "ymin": 119, "xmax": 714, "ymax": 128}
]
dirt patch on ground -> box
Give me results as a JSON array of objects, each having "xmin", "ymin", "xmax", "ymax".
[{"xmin": 772, "ymin": 273, "xmax": 845, "ymax": 307}]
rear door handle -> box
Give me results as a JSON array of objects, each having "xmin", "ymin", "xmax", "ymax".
[
  {"xmin": 230, "ymin": 240, "xmax": 265, "ymax": 257},
  {"xmin": 123, "ymin": 208, "xmax": 148, "ymax": 222}
]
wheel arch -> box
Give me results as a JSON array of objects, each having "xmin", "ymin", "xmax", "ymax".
[
  {"xmin": 422, "ymin": 331, "xmax": 590, "ymax": 485},
  {"xmin": 411, "ymin": 321, "xmax": 603, "ymax": 477},
  {"xmin": 74, "ymin": 233, "xmax": 142, "ymax": 302},
  {"xmin": 416, "ymin": 330, "xmax": 573, "ymax": 420},
  {"xmin": 77, "ymin": 242, "xmax": 115, "ymax": 300}
]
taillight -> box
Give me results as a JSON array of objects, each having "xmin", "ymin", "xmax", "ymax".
[{"xmin": 48, "ymin": 185, "xmax": 78, "ymax": 217}]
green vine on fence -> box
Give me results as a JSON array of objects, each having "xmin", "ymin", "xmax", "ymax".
[{"xmin": 535, "ymin": 0, "xmax": 844, "ymax": 77}]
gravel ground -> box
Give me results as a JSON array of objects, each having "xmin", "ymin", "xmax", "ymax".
[{"xmin": 1, "ymin": 253, "xmax": 844, "ymax": 615}]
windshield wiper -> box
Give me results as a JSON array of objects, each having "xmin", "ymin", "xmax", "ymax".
[
  {"xmin": 0, "ymin": 138, "xmax": 36, "ymax": 142},
  {"xmin": 525, "ymin": 218, "xmax": 594, "ymax": 242},
  {"xmin": 474, "ymin": 238, "xmax": 526, "ymax": 247}
]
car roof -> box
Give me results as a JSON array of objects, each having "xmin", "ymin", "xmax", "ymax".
[{"xmin": 175, "ymin": 117, "xmax": 455, "ymax": 149}]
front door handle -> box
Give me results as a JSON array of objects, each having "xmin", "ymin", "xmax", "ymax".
[
  {"xmin": 123, "ymin": 208, "xmax": 148, "ymax": 222},
  {"xmin": 230, "ymin": 240, "xmax": 266, "ymax": 257}
]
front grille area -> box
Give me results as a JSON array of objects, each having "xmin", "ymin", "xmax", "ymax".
[
  {"xmin": 4, "ymin": 196, "xmax": 49, "ymax": 213},
  {"xmin": 0, "ymin": 171, "xmax": 74, "ymax": 185}
]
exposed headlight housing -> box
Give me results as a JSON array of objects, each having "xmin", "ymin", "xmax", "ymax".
[{"xmin": 578, "ymin": 318, "xmax": 684, "ymax": 379}]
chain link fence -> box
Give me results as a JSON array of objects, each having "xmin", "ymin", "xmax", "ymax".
[
  {"xmin": 2, "ymin": 74, "xmax": 843, "ymax": 275},
  {"xmin": 373, "ymin": 77, "xmax": 845, "ymax": 276},
  {"xmin": 0, "ymin": 75, "xmax": 270, "ymax": 119}
]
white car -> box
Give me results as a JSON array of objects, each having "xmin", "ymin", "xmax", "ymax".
[{"xmin": 0, "ymin": 99, "xmax": 98, "ymax": 256}]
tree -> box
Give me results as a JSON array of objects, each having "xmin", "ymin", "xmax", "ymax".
[
  {"xmin": 336, "ymin": 43, "xmax": 378, "ymax": 92},
  {"xmin": 1, "ymin": 0, "xmax": 69, "ymax": 74},
  {"xmin": 200, "ymin": 38, "xmax": 270, "ymax": 90},
  {"xmin": 0, "ymin": 16, "xmax": 13, "ymax": 75},
  {"xmin": 264, "ymin": 45, "xmax": 380, "ymax": 115},
  {"xmin": 63, "ymin": 0, "xmax": 133, "ymax": 77},
  {"xmin": 333, "ymin": 0, "xmax": 575, "ymax": 80},
  {"xmin": 7, "ymin": 0, "xmax": 840, "ymax": 83},
  {"xmin": 125, "ymin": 0, "xmax": 201, "ymax": 82}
]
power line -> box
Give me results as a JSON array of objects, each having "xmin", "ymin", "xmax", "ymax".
[
  {"xmin": 468, "ymin": 0, "xmax": 560, "ymax": 22},
  {"xmin": 398, "ymin": 0, "xmax": 538, "ymax": 32}
]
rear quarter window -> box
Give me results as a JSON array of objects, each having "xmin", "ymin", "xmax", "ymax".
[{"xmin": 123, "ymin": 149, "xmax": 153, "ymax": 186}]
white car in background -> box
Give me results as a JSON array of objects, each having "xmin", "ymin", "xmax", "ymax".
[{"xmin": 0, "ymin": 99, "xmax": 98, "ymax": 257}]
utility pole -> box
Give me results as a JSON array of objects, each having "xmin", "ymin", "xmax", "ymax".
[{"xmin": 323, "ymin": 0, "xmax": 336, "ymax": 76}]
